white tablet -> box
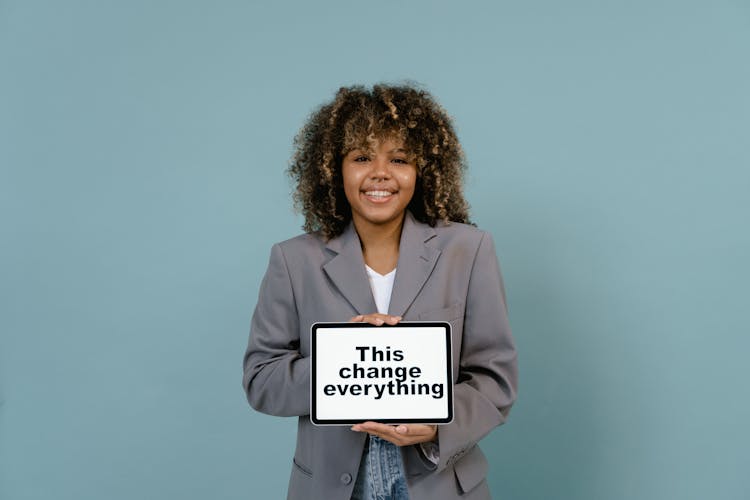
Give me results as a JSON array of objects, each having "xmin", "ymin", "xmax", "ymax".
[{"xmin": 310, "ymin": 322, "xmax": 453, "ymax": 425}]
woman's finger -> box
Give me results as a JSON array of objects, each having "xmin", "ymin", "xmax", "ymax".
[
  {"xmin": 349, "ymin": 314, "xmax": 402, "ymax": 325},
  {"xmin": 351, "ymin": 422, "xmax": 436, "ymax": 446}
]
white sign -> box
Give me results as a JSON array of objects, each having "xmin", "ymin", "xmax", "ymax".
[{"xmin": 311, "ymin": 322, "xmax": 453, "ymax": 425}]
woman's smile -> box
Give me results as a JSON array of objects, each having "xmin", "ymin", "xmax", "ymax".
[{"xmin": 362, "ymin": 188, "xmax": 397, "ymax": 203}]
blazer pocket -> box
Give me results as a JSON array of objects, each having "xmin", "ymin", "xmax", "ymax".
[
  {"xmin": 452, "ymin": 445, "xmax": 488, "ymax": 494},
  {"xmin": 292, "ymin": 457, "xmax": 313, "ymax": 477},
  {"xmin": 417, "ymin": 301, "xmax": 464, "ymax": 323},
  {"xmin": 288, "ymin": 458, "xmax": 313, "ymax": 499}
]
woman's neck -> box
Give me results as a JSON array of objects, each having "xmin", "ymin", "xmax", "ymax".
[{"xmin": 352, "ymin": 213, "xmax": 405, "ymax": 275}]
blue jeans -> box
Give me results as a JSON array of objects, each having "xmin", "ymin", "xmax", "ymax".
[{"xmin": 351, "ymin": 435, "xmax": 410, "ymax": 500}]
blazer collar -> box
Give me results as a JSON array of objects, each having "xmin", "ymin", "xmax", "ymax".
[
  {"xmin": 323, "ymin": 211, "xmax": 440, "ymax": 317},
  {"xmin": 322, "ymin": 220, "xmax": 376, "ymax": 316}
]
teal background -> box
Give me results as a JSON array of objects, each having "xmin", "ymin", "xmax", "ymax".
[{"xmin": 2, "ymin": 0, "xmax": 748, "ymax": 499}]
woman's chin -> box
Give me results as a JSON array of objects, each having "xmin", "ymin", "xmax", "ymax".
[{"xmin": 352, "ymin": 209, "xmax": 407, "ymax": 228}]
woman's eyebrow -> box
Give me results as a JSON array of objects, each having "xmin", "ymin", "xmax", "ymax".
[{"xmin": 388, "ymin": 148, "xmax": 408, "ymax": 154}]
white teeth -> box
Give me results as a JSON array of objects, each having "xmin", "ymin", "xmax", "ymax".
[{"xmin": 364, "ymin": 191, "xmax": 393, "ymax": 197}]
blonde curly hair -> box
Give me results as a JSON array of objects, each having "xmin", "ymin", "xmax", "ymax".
[{"xmin": 287, "ymin": 82, "xmax": 472, "ymax": 239}]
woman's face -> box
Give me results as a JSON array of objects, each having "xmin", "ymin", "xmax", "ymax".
[{"xmin": 341, "ymin": 137, "xmax": 417, "ymax": 232}]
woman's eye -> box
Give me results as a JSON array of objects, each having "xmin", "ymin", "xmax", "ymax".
[
  {"xmin": 354, "ymin": 156, "xmax": 369, "ymax": 162},
  {"xmin": 392, "ymin": 158, "xmax": 408, "ymax": 164}
]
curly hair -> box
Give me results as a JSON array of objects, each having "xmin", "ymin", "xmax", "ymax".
[{"xmin": 287, "ymin": 82, "xmax": 472, "ymax": 239}]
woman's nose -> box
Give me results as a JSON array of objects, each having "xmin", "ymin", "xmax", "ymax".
[{"xmin": 369, "ymin": 157, "xmax": 391, "ymax": 179}]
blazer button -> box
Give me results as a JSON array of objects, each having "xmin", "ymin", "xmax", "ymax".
[{"xmin": 340, "ymin": 473, "xmax": 352, "ymax": 485}]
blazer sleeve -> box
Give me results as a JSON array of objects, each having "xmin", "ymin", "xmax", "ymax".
[
  {"xmin": 242, "ymin": 243, "xmax": 310, "ymax": 417},
  {"xmin": 433, "ymin": 231, "xmax": 519, "ymax": 473}
]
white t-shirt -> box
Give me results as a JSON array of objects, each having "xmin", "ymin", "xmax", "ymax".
[{"xmin": 365, "ymin": 265, "xmax": 396, "ymax": 314}]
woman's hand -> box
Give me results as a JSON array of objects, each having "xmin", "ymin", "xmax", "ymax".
[
  {"xmin": 349, "ymin": 314, "xmax": 402, "ymax": 326},
  {"xmin": 351, "ymin": 422, "xmax": 437, "ymax": 446}
]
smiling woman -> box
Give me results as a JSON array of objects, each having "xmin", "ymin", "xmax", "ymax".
[{"xmin": 242, "ymin": 83, "xmax": 518, "ymax": 500}]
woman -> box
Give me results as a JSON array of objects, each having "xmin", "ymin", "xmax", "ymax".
[{"xmin": 242, "ymin": 83, "xmax": 518, "ymax": 500}]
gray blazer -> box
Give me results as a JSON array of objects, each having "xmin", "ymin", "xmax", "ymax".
[{"xmin": 242, "ymin": 211, "xmax": 518, "ymax": 499}]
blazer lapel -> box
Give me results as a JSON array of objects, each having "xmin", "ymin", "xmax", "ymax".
[
  {"xmin": 388, "ymin": 211, "xmax": 441, "ymax": 317},
  {"xmin": 323, "ymin": 222, "xmax": 378, "ymax": 316}
]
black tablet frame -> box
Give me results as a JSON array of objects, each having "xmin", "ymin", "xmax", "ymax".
[{"xmin": 310, "ymin": 321, "xmax": 453, "ymax": 426}]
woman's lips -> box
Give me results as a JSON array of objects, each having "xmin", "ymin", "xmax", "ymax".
[{"xmin": 362, "ymin": 190, "xmax": 396, "ymax": 203}]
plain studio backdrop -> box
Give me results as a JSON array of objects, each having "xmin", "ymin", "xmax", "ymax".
[{"xmin": 1, "ymin": 1, "xmax": 748, "ymax": 499}]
